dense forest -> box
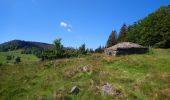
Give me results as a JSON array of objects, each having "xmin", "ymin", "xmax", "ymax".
[{"xmin": 106, "ymin": 5, "xmax": 170, "ymax": 48}]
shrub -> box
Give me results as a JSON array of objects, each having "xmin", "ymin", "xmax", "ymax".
[
  {"xmin": 6, "ymin": 56, "xmax": 12, "ymax": 60},
  {"xmin": 0, "ymin": 63, "xmax": 2, "ymax": 66},
  {"xmin": 148, "ymin": 46, "xmax": 154, "ymax": 55},
  {"xmin": 63, "ymin": 47, "xmax": 78, "ymax": 58},
  {"xmin": 41, "ymin": 39, "xmax": 64, "ymax": 60},
  {"xmin": 15, "ymin": 57, "xmax": 21, "ymax": 63},
  {"xmin": 78, "ymin": 44, "xmax": 87, "ymax": 55}
]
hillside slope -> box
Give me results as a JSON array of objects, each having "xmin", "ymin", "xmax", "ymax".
[
  {"xmin": 0, "ymin": 50, "xmax": 39, "ymax": 64},
  {"xmin": 0, "ymin": 49, "xmax": 170, "ymax": 100},
  {"xmin": 0, "ymin": 40, "xmax": 52, "ymax": 52}
]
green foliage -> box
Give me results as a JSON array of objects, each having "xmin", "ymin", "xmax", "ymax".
[
  {"xmin": 0, "ymin": 50, "xmax": 39, "ymax": 64},
  {"xmin": 118, "ymin": 24, "xmax": 128, "ymax": 42},
  {"xmin": 63, "ymin": 47, "xmax": 78, "ymax": 58},
  {"xmin": 15, "ymin": 57, "xmax": 21, "ymax": 63},
  {"xmin": 78, "ymin": 44, "xmax": 87, "ymax": 55},
  {"xmin": 86, "ymin": 48, "xmax": 94, "ymax": 54},
  {"xmin": 42, "ymin": 39, "xmax": 81, "ymax": 60},
  {"xmin": 21, "ymin": 47, "xmax": 43, "ymax": 58},
  {"xmin": 41, "ymin": 39, "xmax": 91, "ymax": 60},
  {"xmin": 154, "ymin": 39, "xmax": 170, "ymax": 48},
  {"xmin": 41, "ymin": 48, "xmax": 55, "ymax": 60},
  {"xmin": 53, "ymin": 38, "xmax": 64, "ymax": 58},
  {"xmin": 106, "ymin": 30, "xmax": 117, "ymax": 47},
  {"xmin": 6, "ymin": 56, "xmax": 12, "ymax": 60},
  {"xmin": 95, "ymin": 46, "xmax": 105, "ymax": 53},
  {"xmin": 41, "ymin": 38, "xmax": 64, "ymax": 60},
  {"xmin": 147, "ymin": 46, "xmax": 155, "ymax": 55},
  {"xmin": 127, "ymin": 5, "xmax": 170, "ymax": 48}
]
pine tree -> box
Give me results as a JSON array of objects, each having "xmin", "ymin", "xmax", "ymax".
[
  {"xmin": 118, "ymin": 24, "xmax": 128, "ymax": 42},
  {"xmin": 53, "ymin": 38, "xmax": 64, "ymax": 58},
  {"xmin": 95, "ymin": 45, "xmax": 105, "ymax": 53},
  {"xmin": 106, "ymin": 30, "xmax": 117, "ymax": 47},
  {"xmin": 78, "ymin": 44, "xmax": 87, "ymax": 55}
]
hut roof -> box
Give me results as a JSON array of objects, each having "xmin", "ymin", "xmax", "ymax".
[{"xmin": 106, "ymin": 42, "xmax": 145, "ymax": 50}]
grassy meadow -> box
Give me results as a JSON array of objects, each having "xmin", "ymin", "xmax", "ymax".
[
  {"xmin": 0, "ymin": 49, "xmax": 170, "ymax": 100},
  {"xmin": 0, "ymin": 50, "xmax": 40, "ymax": 64}
]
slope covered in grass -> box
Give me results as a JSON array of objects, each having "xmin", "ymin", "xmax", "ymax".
[
  {"xmin": 0, "ymin": 49, "xmax": 170, "ymax": 100},
  {"xmin": 0, "ymin": 50, "xmax": 39, "ymax": 64}
]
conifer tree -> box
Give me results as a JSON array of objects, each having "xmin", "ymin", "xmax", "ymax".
[
  {"xmin": 78, "ymin": 44, "xmax": 87, "ymax": 55},
  {"xmin": 106, "ymin": 30, "xmax": 117, "ymax": 47},
  {"xmin": 118, "ymin": 24, "xmax": 128, "ymax": 42}
]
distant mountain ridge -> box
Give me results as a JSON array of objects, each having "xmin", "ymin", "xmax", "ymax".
[{"xmin": 0, "ymin": 40, "xmax": 52, "ymax": 52}]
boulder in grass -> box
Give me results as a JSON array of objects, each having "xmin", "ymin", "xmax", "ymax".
[
  {"xmin": 70, "ymin": 86, "xmax": 80, "ymax": 94},
  {"xmin": 102, "ymin": 83, "xmax": 113, "ymax": 95},
  {"xmin": 80, "ymin": 65, "xmax": 91, "ymax": 72},
  {"xmin": 101, "ymin": 83, "xmax": 123, "ymax": 98}
]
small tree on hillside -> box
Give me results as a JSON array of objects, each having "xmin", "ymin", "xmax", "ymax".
[
  {"xmin": 88, "ymin": 48, "xmax": 94, "ymax": 53},
  {"xmin": 6, "ymin": 56, "xmax": 12, "ymax": 60},
  {"xmin": 15, "ymin": 57, "xmax": 21, "ymax": 63},
  {"xmin": 106, "ymin": 30, "xmax": 117, "ymax": 47},
  {"xmin": 95, "ymin": 46, "xmax": 105, "ymax": 53},
  {"xmin": 78, "ymin": 44, "xmax": 87, "ymax": 55},
  {"xmin": 41, "ymin": 38, "xmax": 64, "ymax": 60},
  {"xmin": 53, "ymin": 38, "xmax": 64, "ymax": 58},
  {"xmin": 118, "ymin": 24, "xmax": 128, "ymax": 42}
]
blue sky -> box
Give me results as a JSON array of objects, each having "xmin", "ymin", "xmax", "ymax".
[{"xmin": 0, "ymin": 0, "xmax": 169, "ymax": 49}]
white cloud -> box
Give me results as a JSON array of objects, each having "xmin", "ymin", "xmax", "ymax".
[
  {"xmin": 60, "ymin": 22, "xmax": 68, "ymax": 28},
  {"xmin": 67, "ymin": 28, "xmax": 72, "ymax": 32},
  {"xmin": 60, "ymin": 21, "xmax": 72, "ymax": 32}
]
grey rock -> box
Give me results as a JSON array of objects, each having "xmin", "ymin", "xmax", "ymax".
[
  {"xmin": 70, "ymin": 86, "xmax": 80, "ymax": 94},
  {"xmin": 81, "ymin": 65, "xmax": 90, "ymax": 72},
  {"xmin": 101, "ymin": 83, "xmax": 123, "ymax": 97},
  {"xmin": 102, "ymin": 83, "xmax": 113, "ymax": 95}
]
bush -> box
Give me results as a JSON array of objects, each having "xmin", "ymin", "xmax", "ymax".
[
  {"xmin": 41, "ymin": 39, "xmax": 90, "ymax": 60},
  {"xmin": 6, "ymin": 56, "xmax": 12, "ymax": 60},
  {"xmin": 154, "ymin": 41, "xmax": 166, "ymax": 48},
  {"xmin": 148, "ymin": 46, "xmax": 154, "ymax": 55},
  {"xmin": 41, "ymin": 39, "xmax": 65, "ymax": 60},
  {"xmin": 78, "ymin": 44, "xmax": 87, "ymax": 55},
  {"xmin": 154, "ymin": 40, "xmax": 170, "ymax": 48},
  {"xmin": 63, "ymin": 47, "xmax": 78, "ymax": 58},
  {"xmin": 15, "ymin": 57, "xmax": 21, "ymax": 63},
  {"xmin": 95, "ymin": 46, "xmax": 105, "ymax": 53},
  {"xmin": 0, "ymin": 63, "xmax": 2, "ymax": 66}
]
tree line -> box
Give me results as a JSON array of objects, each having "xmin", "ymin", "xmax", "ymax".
[
  {"xmin": 41, "ymin": 39, "xmax": 104, "ymax": 60},
  {"xmin": 106, "ymin": 5, "xmax": 170, "ymax": 48}
]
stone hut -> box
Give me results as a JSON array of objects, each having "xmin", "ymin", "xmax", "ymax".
[{"xmin": 105, "ymin": 42, "xmax": 148, "ymax": 56}]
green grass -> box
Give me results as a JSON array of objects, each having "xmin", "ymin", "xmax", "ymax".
[
  {"xmin": 0, "ymin": 50, "xmax": 39, "ymax": 64},
  {"xmin": 0, "ymin": 49, "xmax": 170, "ymax": 100}
]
